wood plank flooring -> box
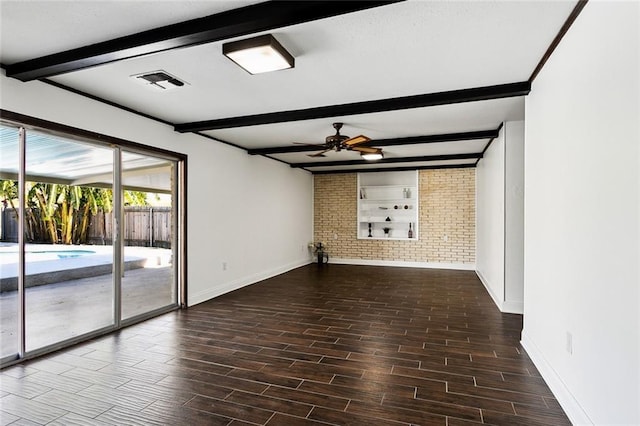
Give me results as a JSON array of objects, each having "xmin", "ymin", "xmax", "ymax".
[{"xmin": 0, "ymin": 264, "xmax": 570, "ymax": 425}]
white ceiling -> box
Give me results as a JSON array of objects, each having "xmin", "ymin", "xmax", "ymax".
[{"xmin": 0, "ymin": 0, "xmax": 579, "ymax": 173}]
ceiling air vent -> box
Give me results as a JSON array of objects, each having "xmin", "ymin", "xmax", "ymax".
[{"xmin": 130, "ymin": 70, "xmax": 188, "ymax": 91}]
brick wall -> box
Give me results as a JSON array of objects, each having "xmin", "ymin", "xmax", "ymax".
[{"xmin": 313, "ymin": 169, "xmax": 476, "ymax": 265}]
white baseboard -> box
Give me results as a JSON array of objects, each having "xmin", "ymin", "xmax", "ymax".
[
  {"xmin": 501, "ymin": 300, "xmax": 524, "ymax": 314},
  {"xmin": 521, "ymin": 330, "xmax": 593, "ymax": 425},
  {"xmin": 475, "ymin": 270, "xmax": 523, "ymax": 314},
  {"xmin": 189, "ymin": 259, "xmax": 474, "ymax": 306},
  {"xmin": 188, "ymin": 258, "xmax": 311, "ymax": 306},
  {"xmin": 328, "ymin": 258, "xmax": 475, "ymax": 271},
  {"xmin": 475, "ymin": 269, "xmax": 504, "ymax": 308}
]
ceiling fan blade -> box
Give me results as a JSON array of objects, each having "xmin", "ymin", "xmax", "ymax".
[
  {"xmin": 352, "ymin": 146, "xmax": 382, "ymax": 154},
  {"xmin": 293, "ymin": 142, "xmax": 325, "ymax": 147},
  {"xmin": 344, "ymin": 135, "xmax": 371, "ymax": 146},
  {"xmin": 308, "ymin": 149, "xmax": 331, "ymax": 158}
]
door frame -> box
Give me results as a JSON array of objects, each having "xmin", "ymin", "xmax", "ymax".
[{"xmin": 0, "ymin": 109, "xmax": 187, "ymax": 367}]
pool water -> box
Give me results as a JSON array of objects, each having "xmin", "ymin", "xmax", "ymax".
[
  {"xmin": 0, "ymin": 249, "xmax": 97, "ymax": 264},
  {"xmin": 34, "ymin": 250, "xmax": 96, "ymax": 259}
]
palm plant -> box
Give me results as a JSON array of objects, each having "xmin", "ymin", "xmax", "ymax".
[{"xmin": 1, "ymin": 178, "xmax": 148, "ymax": 244}]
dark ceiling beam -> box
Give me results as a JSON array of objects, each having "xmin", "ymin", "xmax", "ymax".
[
  {"xmin": 247, "ymin": 128, "xmax": 498, "ymax": 155},
  {"xmin": 40, "ymin": 79, "xmax": 245, "ymax": 151},
  {"xmin": 290, "ymin": 153, "xmax": 481, "ymax": 168},
  {"xmin": 360, "ymin": 129, "xmax": 498, "ymax": 148},
  {"xmin": 175, "ymin": 82, "xmax": 530, "ymax": 132},
  {"xmin": 474, "ymin": 122, "xmax": 504, "ymax": 166},
  {"xmin": 480, "ymin": 122, "xmax": 504, "ymax": 155},
  {"xmin": 529, "ymin": 0, "xmax": 588, "ymax": 82},
  {"xmin": 311, "ymin": 163, "xmax": 476, "ymax": 175},
  {"xmin": 5, "ymin": 1, "xmax": 400, "ymax": 82},
  {"xmin": 250, "ymin": 144, "xmax": 322, "ymax": 155}
]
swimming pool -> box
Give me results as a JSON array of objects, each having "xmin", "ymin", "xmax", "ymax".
[
  {"xmin": 35, "ymin": 250, "xmax": 96, "ymax": 259},
  {"xmin": 0, "ymin": 248, "xmax": 97, "ymax": 264}
]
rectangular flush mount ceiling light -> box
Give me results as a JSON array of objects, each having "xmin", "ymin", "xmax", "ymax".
[{"xmin": 223, "ymin": 34, "xmax": 294, "ymax": 74}]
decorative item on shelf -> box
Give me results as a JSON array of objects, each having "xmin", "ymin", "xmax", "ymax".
[
  {"xmin": 385, "ymin": 216, "xmax": 391, "ymax": 222},
  {"xmin": 368, "ymin": 223, "xmax": 372, "ymax": 238},
  {"xmin": 405, "ymin": 188, "xmax": 411, "ymax": 198},
  {"xmin": 383, "ymin": 227, "xmax": 390, "ymax": 237},
  {"xmin": 408, "ymin": 223, "xmax": 413, "ymax": 239},
  {"xmin": 308, "ymin": 241, "xmax": 329, "ymax": 265},
  {"xmin": 379, "ymin": 206, "xmax": 388, "ymax": 210},
  {"xmin": 402, "ymin": 188, "xmax": 407, "ymax": 198},
  {"xmin": 359, "ymin": 188, "xmax": 366, "ymax": 199}
]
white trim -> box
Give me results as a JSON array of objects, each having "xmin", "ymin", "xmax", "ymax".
[
  {"xmin": 329, "ymin": 258, "xmax": 475, "ymax": 271},
  {"xmin": 475, "ymin": 270, "xmax": 523, "ymax": 314},
  {"xmin": 501, "ymin": 300, "xmax": 523, "ymax": 314},
  {"xmin": 521, "ymin": 330, "xmax": 593, "ymax": 426},
  {"xmin": 476, "ymin": 269, "xmax": 503, "ymax": 309},
  {"xmin": 189, "ymin": 258, "xmax": 476, "ymax": 306},
  {"xmin": 188, "ymin": 258, "xmax": 312, "ymax": 306}
]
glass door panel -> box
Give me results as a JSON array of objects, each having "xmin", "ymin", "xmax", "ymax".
[
  {"xmin": 0, "ymin": 125, "xmax": 20, "ymax": 359},
  {"xmin": 121, "ymin": 151, "xmax": 176, "ymax": 320},
  {"xmin": 24, "ymin": 131, "xmax": 115, "ymax": 351},
  {"xmin": 1, "ymin": 115, "xmax": 183, "ymax": 367}
]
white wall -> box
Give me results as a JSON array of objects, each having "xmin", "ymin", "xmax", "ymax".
[
  {"xmin": 476, "ymin": 128, "xmax": 505, "ymax": 306},
  {"xmin": 504, "ymin": 121, "xmax": 524, "ymax": 312},
  {"xmin": 522, "ymin": 2, "xmax": 639, "ymax": 425},
  {"xmin": 476, "ymin": 120, "xmax": 524, "ymax": 314},
  {"xmin": 0, "ymin": 71, "xmax": 314, "ymax": 306}
]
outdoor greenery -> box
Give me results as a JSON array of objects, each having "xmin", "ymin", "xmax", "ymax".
[{"xmin": 0, "ymin": 179, "xmax": 148, "ymax": 244}]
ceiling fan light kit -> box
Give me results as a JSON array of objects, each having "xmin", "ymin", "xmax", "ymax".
[
  {"xmin": 223, "ymin": 34, "xmax": 294, "ymax": 75},
  {"xmin": 361, "ymin": 152, "xmax": 383, "ymax": 161}
]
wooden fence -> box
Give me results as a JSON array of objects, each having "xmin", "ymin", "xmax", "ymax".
[{"xmin": 0, "ymin": 206, "xmax": 172, "ymax": 248}]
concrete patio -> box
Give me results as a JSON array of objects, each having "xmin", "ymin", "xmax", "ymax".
[{"xmin": 0, "ymin": 244, "xmax": 175, "ymax": 357}]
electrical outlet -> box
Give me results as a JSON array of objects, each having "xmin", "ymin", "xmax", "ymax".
[{"xmin": 566, "ymin": 332, "xmax": 573, "ymax": 354}]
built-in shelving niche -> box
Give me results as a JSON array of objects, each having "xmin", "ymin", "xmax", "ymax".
[{"xmin": 357, "ymin": 171, "xmax": 418, "ymax": 240}]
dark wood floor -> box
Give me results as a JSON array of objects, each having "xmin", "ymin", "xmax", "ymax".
[{"xmin": 0, "ymin": 264, "xmax": 570, "ymax": 425}]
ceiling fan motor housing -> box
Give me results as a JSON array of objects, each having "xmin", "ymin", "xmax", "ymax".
[
  {"xmin": 326, "ymin": 134, "xmax": 349, "ymax": 151},
  {"xmin": 326, "ymin": 122, "xmax": 349, "ymax": 151},
  {"xmin": 307, "ymin": 122, "xmax": 374, "ymax": 157}
]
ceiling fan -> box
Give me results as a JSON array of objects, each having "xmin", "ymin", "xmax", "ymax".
[{"xmin": 301, "ymin": 123, "xmax": 383, "ymax": 159}]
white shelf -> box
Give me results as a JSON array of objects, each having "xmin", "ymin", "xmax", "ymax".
[
  {"xmin": 362, "ymin": 221, "xmax": 413, "ymax": 224},
  {"xmin": 361, "ymin": 201, "xmax": 415, "ymax": 204},
  {"xmin": 357, "ymin": 171, "xmax": 418, "ymax": 241},
  {"xmin": 359, "ymin": 185, "xmax": 415, "ymax": 202},
  {"xmin": 362, "ymin": 210, "xmax": 413, "ymax": 215},
  {"xmin": 361, "ymin": 237, "xmax": 418, "ymax": 241}
]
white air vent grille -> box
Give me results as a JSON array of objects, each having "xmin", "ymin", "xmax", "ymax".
[{"xmin": 130, "ymin": 70, "xmax": 188, "ymax": 91}]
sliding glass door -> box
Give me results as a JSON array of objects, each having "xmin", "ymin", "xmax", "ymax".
[
  {"xmin": 121, "ymin": 150, "xmax": 177, "ymax": 321},
  {"xmin": 0, "ymin": 118, "xmax": 184, "ymax": 365},
  {"xmin": 24, "ymin": 131, "xmax": 117, "ymax": 352},
  {"xmin": 0, "ymin": 125, "xmax": 20, "ymax": 360}
]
